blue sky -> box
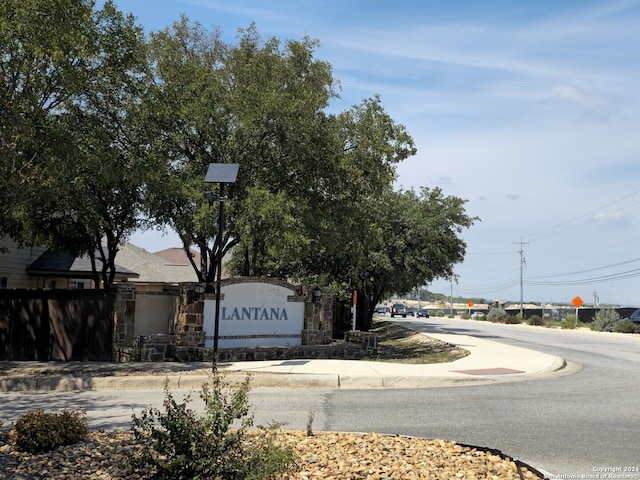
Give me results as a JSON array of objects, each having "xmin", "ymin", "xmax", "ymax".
[{"xmin": 118, "ymin": 0, "xmax": 640, "ymax": 306}]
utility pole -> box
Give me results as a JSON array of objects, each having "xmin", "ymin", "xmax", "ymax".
[
  {"xmin": 449, "ymin": 277, "xmax": 453, "ymax": 316},
  {"xmin": 514, "ymin": 239, "xmax": 528, "ymax": 317},
  {"xmin": 593, "ymin": 291, "xmax": 599, "ymax": 308}
]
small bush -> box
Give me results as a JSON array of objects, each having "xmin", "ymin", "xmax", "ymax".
[
  {"xmin": 505, "ymin": 315, "xmax": 521, "ymax": 324},
  {"xmin": 528, "ymin": 315, "xmax": 545, "ymax": 326},
  {"xmin": 130, "ymin": 372, "xmax": 296, "ymax": 479},
  {"xmin": 561, "ymin": 315, "xmax": 577, "ymax": 329},
  {"xmin": 593, "ymin": 307, "xmax": 622, "ymax": 332},
  {"xmin": 460, "ymin": 313, "xmax": 470, "ymax": 320},
  {"xmin": 613, "ymin": 320, "xmax": 638, "ymax": 334},
  {"xmin": 487, "ymin": 307, "xmax": 507, "ymax": 323},
  {"xmin": 13, "ymin": 409, "xmax": 88, "ymax": 453},
  {"xmin": 435, "ymin": 310, "xmax": 445, "ymax": 317}
]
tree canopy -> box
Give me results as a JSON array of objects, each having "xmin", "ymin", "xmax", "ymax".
[
  {"xmin": 1, "ymin": 0, "xmax": 152, "ymax": 289},
  {"xmin": 2, "ymin": 3, "xmax": 477, "ymax": 311}
]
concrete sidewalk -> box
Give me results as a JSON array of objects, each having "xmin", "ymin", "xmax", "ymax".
[{"xmin": 0, "ymin": 330, "xmax": 574, "ymax": 392}]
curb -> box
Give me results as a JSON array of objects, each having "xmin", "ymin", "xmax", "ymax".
[
  {"xmin": 0, "ymin": 372, "xmax": 342, "ymax": 392},
  {"xmin": 0, "ymin": 355, "xmax": 571, "ymax": 392}
]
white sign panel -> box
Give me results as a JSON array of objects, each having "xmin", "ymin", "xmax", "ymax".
[{"xmin": 204, "ymin": 282, "xmax": 304, "ymax": 348}]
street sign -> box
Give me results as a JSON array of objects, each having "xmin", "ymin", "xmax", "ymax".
[
  {"xmin": 572, "ymin": 296, "xmax": 584, "ymax": 308},
  {"xmin": 467, "ymin": 301, "xmax": 474, "ymax": 307}
]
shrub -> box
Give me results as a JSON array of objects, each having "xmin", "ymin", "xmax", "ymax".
[
  {"xmin": 460, "ymin": 313, "xmax": 470, "ymax": 320},
  {"xmin": 561, "ymin": 315, "xmax": 577, "ymax": 329},
  {"xmin": 613, "ymin": 320, "xmax": 638, "ymax": 334},
  {"xmin": 505, "ymin": 314, "xmax": 521, "ymax": 324},
  {"xmin": 487, "ymin": 307, "xmax": 507, "ymax": 323},
  {"xmin": 130, "ymin": 372, "xmax": 297, "ymax": 480},
  {"xmin": 528, "ymin": 315, "xmax": 545, "ymax": 326},
  {"xmin": 435, "ymin": 310, "xmax": 445, "ymax": 317},
  {"xmin": 13, "ymin": 409, "xmax": 88, "ymax": 453},
  {"xmin": 593, "ymin": 307, "xmax": 622, "ymax": 332}
]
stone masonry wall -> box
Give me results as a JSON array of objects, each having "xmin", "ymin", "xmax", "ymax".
[
  {"xmin": 302, "ymin": 286, "xmax": 333, "ymax": 345},
  {"xmin": 113, "ymin": 279, "xmax": 354, "ymax": 363},
  {"xmin": 174, "ymin": 284, "xmax": 207, "ymax": 349},
  {"xmin": 112, "ymin": 282, "xmax": 135, "ymax": 360}
]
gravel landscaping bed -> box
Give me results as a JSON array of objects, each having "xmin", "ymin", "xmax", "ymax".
[
  {"xmin": 0, "ymin": 321, "xmax": 545, "ymax": 478},
  {"xmin": 0, "ymin": 429, "xmax": 544, "ymax": 479}
]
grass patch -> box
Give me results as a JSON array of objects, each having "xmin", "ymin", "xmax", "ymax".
[{"xmin": 544, "ymin": 320, "xmax": 591, "ymax": 329}]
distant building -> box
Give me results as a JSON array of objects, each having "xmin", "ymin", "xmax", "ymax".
[
  {"xmin": 113, "ymin": 243, "xmax": 199, "ymax": 291},
  {"xmin": 0, "ymin": 237, "xmax": 235, "ymax": 292},
  {"xmin": 0, "ymin": 237, "xmax": 136, "ymax": 289}
]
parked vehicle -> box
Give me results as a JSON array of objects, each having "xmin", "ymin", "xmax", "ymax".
[
  {"xmin": 623, "ymin": 309, "xmax": 640, "ymax": 323},
  {"xmin": 390, "ymin": 303, "xmax": 407, "ymax": 318},
  {"xmin": 374, "ymin": 306, "xmax": 390, "ymax": 314},
  {"xmin": 471, "ymin": 311, "xmax": 485, "ymax": 319},
  {"xmin": 417, "ymin": 308, "xmax": 430, "ymax": 318},
  {"xmin": 405, "ymin": 306, "xmax": 415, "ymax": 317}
]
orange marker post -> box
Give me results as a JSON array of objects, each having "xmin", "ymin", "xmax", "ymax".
[
  {"xmin": 572, "ymin": 296, "xmax": 584, "ymax": 325},
  {"xmin": 351, "ymin": 290, "xmax": 358, "ymax": 331}
]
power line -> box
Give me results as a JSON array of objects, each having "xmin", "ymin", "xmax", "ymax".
[
  {"xmin": 529, "ymin": 236, "xmax": 640, "ymax": 270},
  {"xmin": 452, "ymin": 252, "xmax": 640, "ymax": 300},
  {"xmin": 527, "ymin": 257, "xmax": 640, "ymax": 279},
  {"xmin": 450, "ymin": 190, "xmax": 640, "ymax": 301},
  {"xmin": 454, "ymin": 277, "xmax": 521, "ymax": 296},
  {"xmin": 525, "ymin": 189, "xmax": 640, "ymax": 242},
  {"xmin": 526, "ymin": 267, "xmax": 640, "ymax": 286}
]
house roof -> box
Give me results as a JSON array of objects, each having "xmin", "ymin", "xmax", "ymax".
[
  {"xmin": 26, "ymin": 249, "xmax": 139, "ymax": 279},
  {"xmin": 154, "ymin": 246, "xmax": 231, "ymax": 280},
  {"xmin": 153, "ymin": 247, "xmax": 200, "ymax": 267},
  {"xmin": 114, "ymin": 242, "xmax": 198, "ymax": 284},
  {"xmin": 24, "ymin": 242, "xmax": 207, "ymax": 285}
]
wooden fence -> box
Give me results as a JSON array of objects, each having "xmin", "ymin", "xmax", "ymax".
[{"xmin": 0, "ymin": 289, "xmax": 115, "ymax": 361}]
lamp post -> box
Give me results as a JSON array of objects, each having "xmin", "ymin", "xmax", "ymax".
[{"xmin": 204, "ymin": 163, "xmax": 240, "ymax": 370}]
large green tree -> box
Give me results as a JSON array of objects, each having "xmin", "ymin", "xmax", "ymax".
[
  {"xmin": 0, "ymin": 0, "xmax": 95, "ymax": 238},
  {"xmin": 141, "ymin": 18, "xmax": 473, "ymax": 317},
  {"xmin": 144, "ymin": 21, "xmax": 339, "ymax": 286},
  {"xmin": 2, "ymin": 2, "xmax": 476, "ymax": 304},
  {"xmin": 293, "ymin": 183, "xmax": 476, "ymax": 330},
  {"xmin": 354, "ymin": 187, "xmax": 476, "ymax": 327},
  {"xmin": 55, "ymin": 2, "xmax": 151, "ymax": 290},
  {"xmin": 1, "ymin": 0, "xmax": 152, "ymax": 289}
]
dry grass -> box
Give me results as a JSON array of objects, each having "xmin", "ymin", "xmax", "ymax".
[{"xmin": 368, "ymin": 319, "xmax": 469, "ymax": 364}]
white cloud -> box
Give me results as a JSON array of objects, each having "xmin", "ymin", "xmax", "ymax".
[{"xmin": 590, "ymin": 210, "xmax": 632, "ymax": 227}]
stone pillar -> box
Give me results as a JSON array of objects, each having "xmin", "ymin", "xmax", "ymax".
[
  {"xmin": 302, "ymin": 286, "xmax": 333, "ymax": 345},
  {"xmin": 113, "ymin": 282, "xmax": 136, "ymax": 361},
  {"xmin": 113, "ymin": 282, "xmax": 136, "ymax": 346},
  {"xmin": 174, "ymin": 283, "xmax": 206, "ymax": 349}
]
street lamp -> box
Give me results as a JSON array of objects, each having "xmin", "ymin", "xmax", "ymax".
[
  {"xmin": 204, "ymin": 163, "xmax": 240, "ymax": 370},
  {"xmin": 312, "ymin": 286, "xmax": 322, "ymax": 303}
]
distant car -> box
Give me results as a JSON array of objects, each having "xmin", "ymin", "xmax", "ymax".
[
  {"xmin": 374, "ymin": 306, "xmax": 390, "ymax": 315},
  {"xmin": 623, "ymin": 309, "xmax": 640, "ymax": 323},
  {"xmin": 390, "ymin": 303, "xmax": 407, "ymax": 318},
  {"xmin": 471, "ymin": 311, "xmax": 485, "ymax": 319},
  {"xmin": 417, "ymin": 308, "xmax": 430, "ymax": 318},
  {"xmin": 405, "ymin": 306, "xmax": 415, "ymax": 317}
]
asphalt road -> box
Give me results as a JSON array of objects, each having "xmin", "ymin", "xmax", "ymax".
[
  {"xmin": 246, "ymin": 318, "xmax": 640, "ymax": 476},
  {"xmin": 1, "ymin": 317, "xmax": 639, "ymax": 477}
]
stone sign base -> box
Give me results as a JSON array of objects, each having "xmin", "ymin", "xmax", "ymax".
[{"xmin": 114, "ymin": 336, "xmax": 364, "ymax": 363}]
